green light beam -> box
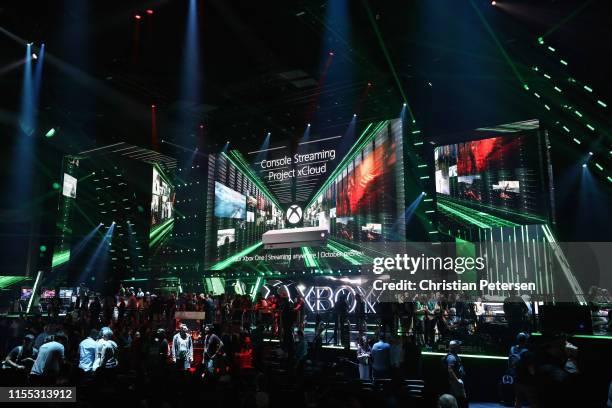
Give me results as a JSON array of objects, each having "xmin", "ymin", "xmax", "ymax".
[
  {"xmin": 469, "ymin": 0, "xmax": 525, "ymax": 88},
  {"xmin": 540, "ymin": 0, "xmax": 595, "ymax": 39},
  {"xmin": 210, "ymin": 242, "xmax": 263, "ymax": 271},
  {"xmin": 361, "ymin": 0, "xmax": 415, "ymax": 121}
]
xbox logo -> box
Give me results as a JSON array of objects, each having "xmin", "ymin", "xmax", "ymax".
[{"xmin": 286, "ymin": 204, "xmax": 302, "ymax": 224}]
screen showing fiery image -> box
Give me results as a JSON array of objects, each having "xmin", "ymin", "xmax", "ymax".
[
  {"xmin": 336, "ymin": 140, "xmax": 396, "ymax": 216},
  {"xmin": 434, "ymin": 133, "xmax": 549, "ymax": 218},
  {"xmin": 305, "ymin": 119, "xmax": 406, "ymax": 243}
]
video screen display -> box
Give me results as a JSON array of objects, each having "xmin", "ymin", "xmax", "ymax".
[
  {"xmin": 20, "ymin": 288, "xmax": 33, "ymax": 300},
  {"xmin": 62, "ymin": 173, "xmax": 77, "ymax": 198},
  {"xmin": 204, "ymin": 119, "xmax": 417, "ymax": 273},
  {"xmin": 434, "ymin": 133, "xmax": 549, "ymax": 219},
  {"xmin": 305, "ymin": 119, "xmax": 406, "ymax": 246},
  {"xmin": 59, "ymin": 288, "xmax": 73, "ymax": 298},
  {"xmin": 217, "ymin": 228, "xmax": 236, "ymax": 246},
  {"xmin": 41, "ymin": 289, "xmax": 56, "ymax": 299},
  {"xmin": 151, "ymin": 167, "xmax": 175, "ymax": 228},
  {"xmin": 214, "ymin": 182, "xmax": 246, "ymax": 219},
  {"xmin": 206, "ymin": 154, "xmax": 284, "ymax": 269}
]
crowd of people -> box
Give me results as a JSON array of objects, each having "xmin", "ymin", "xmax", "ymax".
[{"xmin": 0, "ymin": 284, "xmax": 610, "ymax": 407}]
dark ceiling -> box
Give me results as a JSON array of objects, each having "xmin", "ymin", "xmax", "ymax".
[{"xmin": 1, "ymin": 0, "xmax": 611, "ymax": 156}]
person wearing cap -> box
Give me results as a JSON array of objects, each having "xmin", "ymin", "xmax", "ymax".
[{"xmin": 443, "ymin": 340, "xmax": 467, "ymax": 408}]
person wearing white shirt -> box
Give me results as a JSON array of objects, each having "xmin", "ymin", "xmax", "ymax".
[
  {"xmin": 79, "ymin": 329, "xmax": 99, "ymax": 375},
  {"xmin": 172, "ymin": 324, "xmax": 193, "ymax": 370},
  {"xmin": 94, "ymin": 327, "xmax": 118, "ymax": 385}
]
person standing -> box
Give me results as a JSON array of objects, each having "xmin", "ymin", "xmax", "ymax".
[
  {"xmin": 30, "ymin": 332, "xmax": 67, "ymax": 386},
  {"xmin": 333, "ymin": 294, "xmax": 348, "ymax": 347},
  {"xmin": 425, "ymin": 294, "xmax": 440, "ymax": 347},
  {"xmin": 414, "ymin": 295, "xmax": 426, "ymax": 346},
  {"xmin": 202, "ymin": 325, "xmax": 223, "ymax": 376},
  {"xmin": 78, "ymin": 329, "xmax": 99, "ymax": 381},
  {"xmin": 145, "ymin": 328, "xmax": 169, "ymax": 373},
  {"xmin": 95, "ymin": 327, "xmax": 119, "ymax": 385},
  {"xmin": 443, "ymin": 340, "xmax": 467, "ymax": 408},
  {"xmin": 171, "ymin": 324, "xmax": 193, "ymax": 371},
  {"xmin": 294, "ymin": 295, "xmax": 305, "ymax": 331},
  {"xmin": 355, "ymin": 293, "xmax": 366, "ymax": 336},
  {"xmin": 503, "ymin": 291, "xmax": 528, "ymax": 339},
  {"xmin": 356, "ymin": 335, "xmax": 371, "ymax": 380},
  {"xmin": 294, "ymin": 330, "xmax": 308, "ymax": 374},
  {"xmin": 371, "ymin": 333, "xmax": 391, "ymax": 379}
]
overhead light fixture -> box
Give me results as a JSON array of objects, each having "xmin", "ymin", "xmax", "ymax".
[{"xmin": 44, "ymin": 128, "xmax": 56, "ymax": 138}]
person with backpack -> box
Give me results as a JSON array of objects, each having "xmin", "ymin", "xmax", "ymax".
[
  {"xmin": 500, "ymin": 332, "xmax": 530, "ymax": 405},
  {"xmin": 508, "ymin": 332, "xmax": 529, "ymax": 376},
  {"xmin": 513, "ymin": 335, "xmax": 538, "ymax": 408}
]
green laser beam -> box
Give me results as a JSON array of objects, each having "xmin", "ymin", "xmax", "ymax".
[
  {"xmin": 469, "ymin": 0, "xmax": 525, "ymax": 88},
  {"xmin": 541, "ymin": 0, "xmax": 595, "ymax": 39},
  {"xmin": 361, "ymin": 0, "xmax": 415, "ymax": 121},
  {"xmin": 209, "ymin": 241, "xmax": 263, "ymax": 271}
]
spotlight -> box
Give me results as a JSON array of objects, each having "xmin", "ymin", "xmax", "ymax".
[
  {"xmin": 151, "ymin": 104, "xmax": 156, "ymax": 108},
  {"xmin": 367, "ymin": 82, "xmax": 372, "ymax": 87},
  {"xmin": 491, "ymin": 1, "xmax": 496, "ymax": 5},
  {"xmin": 307, "ymin": 123, "xmax": 311, "ymax": 127},
  {"xmin": 582, "ymin": 164, "xmax": 587, "ymax": 168},
  {"xmin": 44, "ymin": 128, "xmax": 56, "ymax": 138},
  {"xmin": 353, "ymin": 113, "xmax": 357, "ymax": 117},
  {"xmin": 589, "ymin": 152, "xmax": 593, "ymax": 156},
  {"xmin": 32, "ymin": 53, "xmax": 38, "ymax": 60},
  {"xmin": 112, "ymin": 221, "xmax": 116, "ymax": 224},
  {"xmin": 146, "ymin": 9, "xmax": 154, "ymax": 15},
  {"xmin": 134, "ymin": 14, "xmax": 142, "ymax": 20},
  {"xmin": 329, "ymin": 51, "xmax": 335, "ymax": 56}
]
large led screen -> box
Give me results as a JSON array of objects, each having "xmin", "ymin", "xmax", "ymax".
[
  {"xmin": 304, "ymin": 119, "xmax": 406, "ymax": 245},
  {"xmin": 206, "ymin": 154, "xmax": 284, "ymax": 269},
  {"xmin": 62, "ymin": 173, "xmax": 77, "ymax": 198},
  {"xmin": 214, "ymin": 182, "xmax": 246, "ymax": 219},
  {"xmin": 205, "ymin": 119, "xmax": 422, "ymax": 273},
  {"xmin": 151, "ymin": 167, "xmax": 175, "ymax": 228},
  {"xmin": 434, "ymin": 132, "xmax": 550, "ymax": 220}
]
